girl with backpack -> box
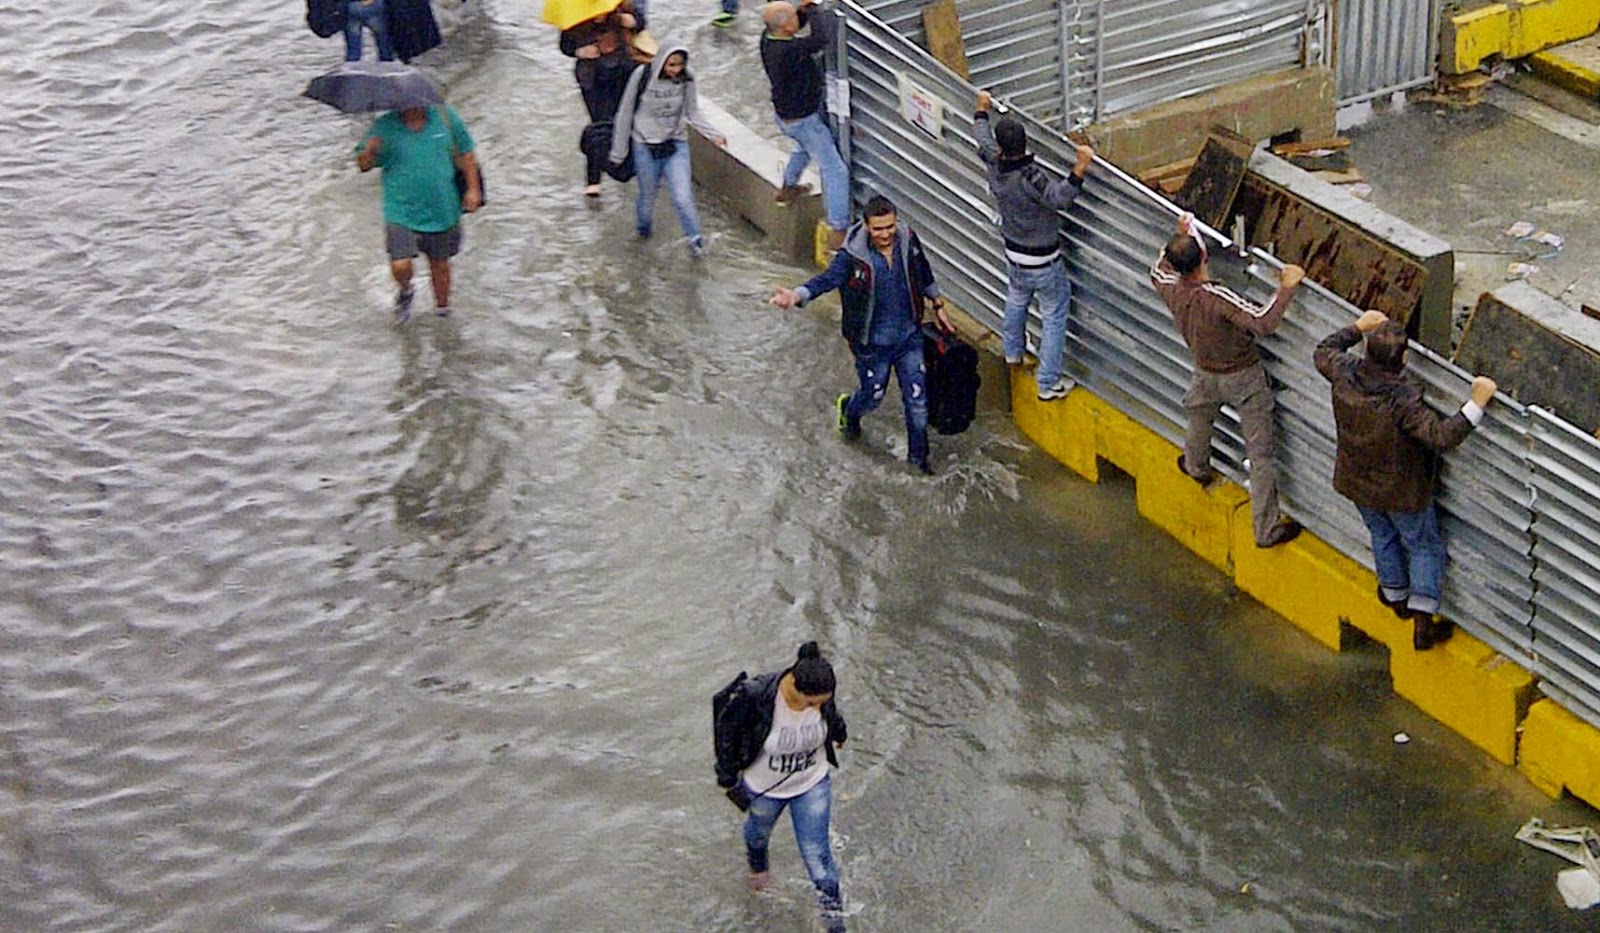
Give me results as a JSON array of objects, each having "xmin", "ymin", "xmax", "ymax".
[
  {"xmin": 712, "ymin": 642, "xmax": 848, "ymax": 926},
  {"xmin": 608, "ymin": 43, "xmax": 727, "ymax": 258}
]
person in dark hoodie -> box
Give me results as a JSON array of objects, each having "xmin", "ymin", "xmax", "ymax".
[
  {"xmin": 974, "ymin": 90, "xmax": 1093, "ymax": 401},
  {"xmin": 1314, "ymin": 309, "xmax": 1498, "ymax": 650},
  {"xmin": 609, "ymin": 44, "xmax": 727, "ymax": 258},
  {"xmin": 770, "ymin": 195, "xmax": 951, "ymax": 475},
  {"xmin": 714, "ymin": 642, "xmax": 848, "ymax": 929},
  {"xmin": 561, "ymin": 1, "xmax": 647, "ymax": 198}
]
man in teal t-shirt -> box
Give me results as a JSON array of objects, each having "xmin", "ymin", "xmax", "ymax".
[{"xmin": 356, "ymin": 105, "xmax": 482, "ymax": 323}]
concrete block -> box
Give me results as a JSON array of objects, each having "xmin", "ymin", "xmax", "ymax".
[
  {"xmin": 1137, "ymin": 443, "xmax": 1248, "ymax": 574},
  {"xmin": 689, "ymin": 97, "xmax": 823, "ymax": 265},
  {"xmin": 1232, "ymin": 521, "xmax": 1380, "ymax": 652},
  {"xmin": 1390, "ymin": 631, "xmax": 1535, "ymax": 765},
  {"xmin": 1520, "ymin": 698, "xmax": 1600, "ymax": 803},
  {"xmin": 1238, "ymin": 150, "xmax": 1455, "ymax": 352},
  {"xmin": 1011, "ymin": 377, "xmax": 1099, "ymax": 482},
  {"xmin": 1529, "ymin": 48, "xmax": 1600, "ymax": 100},
  {"xmin": 1455, "ymin": 280, "xmax": 1600, "ymax": 434},
  {"xmin": 1089, "ymin": 68, "xmax": 1337, "ymax": 178},
  {"xmin": 1442, "ymin": 0, "xmax": 1600, "ymax": 75}
]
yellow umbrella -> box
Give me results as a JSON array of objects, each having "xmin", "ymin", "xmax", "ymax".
[{"xmin": 542, "ymin": 0, "xmax": 624, "ymax": 32}]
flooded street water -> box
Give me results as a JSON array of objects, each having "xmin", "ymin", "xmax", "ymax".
[{"xmin": 3, "ymin": 2, "xmax": 1598, "ymax": 930}]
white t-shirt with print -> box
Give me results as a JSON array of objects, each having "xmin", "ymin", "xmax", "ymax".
[{"xmin": 740, "ymin": 694, "xmax": 829, "ymax": 800}]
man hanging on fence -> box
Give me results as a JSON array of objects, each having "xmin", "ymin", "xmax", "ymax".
[
  {"xmin": 1315, "ymin": 309, "xmax": 1498, "ymax": 650},
  {"xmin": 973, "ymin": 89, "xmax": 1092, "ymax": 401},
  {"xmin": 1150, "ymin": 212, "xmax": 1305, "ymax": 548}
]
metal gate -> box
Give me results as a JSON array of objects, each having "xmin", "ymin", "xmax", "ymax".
[{"xmin": 1334, "ymin": 0, "xmax": 1440, "ymax": 104}]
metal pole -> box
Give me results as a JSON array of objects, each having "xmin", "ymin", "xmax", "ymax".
[
  {"xmin": 1092, "ymin": 0, "xmax": 1105, "ymax": 123},
  {"xmin": 829, "ymin": 6, "xmax": 852, "ymax": 172},
  {"xmin": 1057, "ymin": 0, "xmax": 1073, "ymax": 133}
]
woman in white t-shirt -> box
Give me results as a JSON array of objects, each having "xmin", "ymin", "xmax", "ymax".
[{"xmin": 713, "ymin": 641, "xmax": 848, "ymax": 923}]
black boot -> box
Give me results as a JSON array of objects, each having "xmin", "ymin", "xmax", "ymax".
[
  {"xmin": 1412, "ymin": 611, "xmax": 1435, "ymax": 651},
  {"xmin": 1377, "ymin": 587, "xmax": 1409, "ymax": 620}
]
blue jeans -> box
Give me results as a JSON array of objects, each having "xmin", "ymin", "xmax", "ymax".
[
  {"xmin": 1357, "ymin": 503, "xmax": 1447, "ymax": 615},
  {"xmin": 845, "ymin": 330, "xmax": 929, "ymax": 466},
  {"xmin": 344, "ymin": 0, "xmax": 395, "ymax": 61},
  {"xmin": 743, "ymin": 776, "xmax": 843, "ymax": 912},
  {"xmin": 777, "ymin": 111, "xmax": 850, "ymax": 231},
  {"xmin": 633, "ymin": 139, "xmax": 702, "ymax": 246},
  {"xmin": 1002, "ymin": 257, "xmax": 1071, "ymax": 390}
]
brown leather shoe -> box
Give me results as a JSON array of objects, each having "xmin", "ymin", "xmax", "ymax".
[
  {"xmin": 1177, "ymin": 454, "xmax": 1218, "ymax": 488},
  {"xmin": 824, "ymin": 226, "xmax": 846, "ymax": 251},
  {"xmin": 775, "ymin": 182, "xmax": 813, "ymax": 205},
  {"xmin": 1257, "ymin": 519, "xmax": 1303, "ymax": 548},
  {"xmin": 1412, "ymin": 615, "xmax": 1435, "ymax": 651}
]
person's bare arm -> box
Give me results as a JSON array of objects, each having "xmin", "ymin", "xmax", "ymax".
[{"xmin": 453, "ymin": 150, "xmax": 482, "ymax": 212}]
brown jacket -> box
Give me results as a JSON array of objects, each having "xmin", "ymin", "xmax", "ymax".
[
  {"xmin": 1314, "ymin": 325, "xmax": 1477, "ymax": 513},
  {"xmin": 1150, "ymin": 252, "xmax": 1293, "ymax": 374}
]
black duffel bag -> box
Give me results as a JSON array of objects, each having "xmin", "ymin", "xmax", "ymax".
[{"xmin": 306, "ymin": 0, "xmax": 347, "ymax": 38}]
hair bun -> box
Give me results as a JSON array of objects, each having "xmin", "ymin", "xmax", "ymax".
[{"xmin": 797, "ymin": 640, "xmax": 821, "ymax": 660}]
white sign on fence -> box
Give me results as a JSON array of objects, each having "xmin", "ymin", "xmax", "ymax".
[{"xmin": 897, "ymin": 72, "xmax": 944, "ymax": 139}]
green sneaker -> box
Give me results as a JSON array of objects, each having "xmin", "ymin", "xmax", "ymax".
[
  {"xmin": 835, "ymin": 393, "xmax": 861, "ymax": 440},
  {"xmin": 711, "ymin": 11, "xmax": 735, "ymax": 27}
]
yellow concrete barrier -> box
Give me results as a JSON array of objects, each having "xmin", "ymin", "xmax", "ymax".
[
  {"xmin": 1442, "ymin": 0, "xmax": 1600, "ymax": 75},
  {"xmin": 1528, "ymin": 48, "xmax": 1600, "ymax": 98},
  {"xmin": 1390, "ymin": 632, "xmax": 1534, "ymax": 766},
  {"xmin": 1521, "ymin": 699, "xmax": 1600, "ymax": 799}
]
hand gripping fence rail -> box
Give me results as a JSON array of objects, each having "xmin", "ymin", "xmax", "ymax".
[{"xmin": 831, "ymin": 0, "xmax": 1600, "ymax": 730}]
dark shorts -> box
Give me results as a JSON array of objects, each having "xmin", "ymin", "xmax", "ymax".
[{"xmin": 385, "ymin": 223, "xmax": 461, "ymax": 261}]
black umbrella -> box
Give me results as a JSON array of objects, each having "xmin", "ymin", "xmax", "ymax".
[{"xmin": 303, "ymin": 60, "xmax": 444, "ymax": 114}]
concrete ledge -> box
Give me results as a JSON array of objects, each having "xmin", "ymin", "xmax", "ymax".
[
  {"xmin": 1390, "ymin": 632, "xmax": 1534, "ymax": 765},
  {"xmin": 1521, "ymin": 698, "xmax": 1600, "ymax": 798},
  {"xmin": 689, "ymin": 97, "xmax": 823, "ymax": 264},
  {"xmin": 1089, "ymin": 68, "xmax": 1337, "ymax": 177},
  {"xmin": 1138, "ymin": 446, "xmax": 1248, "ymax": 575},
  {"xmin": 1010, "ymin": 374, "xmax": 1100, "ymax": 482},
  {"xmin": 1528, "ymin": 48, "xmax": 1600, "ymax": 99},
  {"xmin": 1442, "ymin": 0, "xmax": 1600, "ymax": 75},
  {"xmin": 1233, "ymin": 520, "xmax": 1370, "ymax": 652}
]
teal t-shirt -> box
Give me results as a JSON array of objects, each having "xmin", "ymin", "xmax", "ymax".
[{"xmin": 359, "ymin": 106, "xmax": 474, "ymax": 233}]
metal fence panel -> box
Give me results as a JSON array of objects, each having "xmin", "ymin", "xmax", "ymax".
[
  {"xmin": 838, "ymin": 0, "xmax": 1545, "ymax": 679},
  {"xmin": 1530, "ymin": 409, "xmax": 1600, "ymax": 724},
  {"xmin": 1335, "ymin": 0, "xmax": 1439, "ymax": 104},
  {"xmin": 860, "ymin": 0, "xmax": 1067, "ymax": 126}
]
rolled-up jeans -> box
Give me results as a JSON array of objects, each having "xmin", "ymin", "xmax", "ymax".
[
  {"xmin": 1357, "ymin": 503, "xmax": 1447, "ymax": 615},
  {"xmin": 632, "ymin": 138, "xmax": 701, "ymax": 243},
  {"xmin": 1002, "ymin": 257, "xmax": 1071, "ymax": 391},
  {"xmin": 776, "ymin": 111, "xmax": 850, "ymax": 231},
  {"xmin": 743, "ymin": 775, "xmax": 842, "ymax": 913},
  {"xmin": 344, "ymin": 0, "xmax": 395, "ymax": 61}
]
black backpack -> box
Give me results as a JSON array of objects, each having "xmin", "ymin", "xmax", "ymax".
[
  {"xmin": 711, "ymin": 671, "xmax": 749, "ymax": 755},
  {"xmin": 923, "ymin": 326, "xmax": 981, "ymax": 434},
  {"xmin": 306, "ymin": 0, "xmax": 346, "ymax": 38}
]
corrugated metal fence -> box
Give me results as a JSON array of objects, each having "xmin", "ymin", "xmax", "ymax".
[
  {"xmin": 1335, "ymin": 0, "xmax": 1440, "ymax": 104},
  {"xmin": 859, "ymin": 0, "xmax": 1325, "ymax": 128},
  {"xmin": 832, "ymin": 0, "xmax": 1600, "ymax": 729}
]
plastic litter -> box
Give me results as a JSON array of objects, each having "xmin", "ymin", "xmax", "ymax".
[
  {"xmin": 1507, "ymin": 262, "xmax": 1539, "ymax": 281},
  {"xmin": 1504, "ymin": 220, "xmax": 1535, "ymax": 238},
  {"xmin": 1515, "ymin": 817, "xmax": 1600, "ymax": 909},
  {"xmin": 1393, "ymin": 732, "xmax": 1410, "ymax": 744}
]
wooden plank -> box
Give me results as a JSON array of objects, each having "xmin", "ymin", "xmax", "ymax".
[
  {"xmin": 1271, "ymin": 137, "xmax": 1352, "ymax": 155},
  {"xmin": 920, "ymin": 0, "xmax": 970, "ymax": 80},
  {"xmin": 1174, "ymin": 133, "xmax": 1254, "ymax": 231},
  {"xmin": 1234, "ymin": 174, "xmax": 1428, "ymax": 326}
]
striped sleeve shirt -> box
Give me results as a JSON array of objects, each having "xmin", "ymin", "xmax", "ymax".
[{"xmin": 1150, "ymin": 251, "xmax": 1294, "ymax": 374}]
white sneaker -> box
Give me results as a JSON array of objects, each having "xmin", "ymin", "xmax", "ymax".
[
  {"xmin": 1005, "ymin": 355, "xmax": 1022, "ymax": 365},
  {"xmin": 1037, "ymin": 377, "xmax": 1076, "ymax": 400}
]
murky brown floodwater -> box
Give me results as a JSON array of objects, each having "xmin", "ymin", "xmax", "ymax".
[{"xmin": 3, "ymin": 2, "xmax": 1597, "ymax": 930}]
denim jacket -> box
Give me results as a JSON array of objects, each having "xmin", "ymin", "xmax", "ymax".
[{"xmin": 795, "ymin": 221, "xmax": 941, "ymax": 348}]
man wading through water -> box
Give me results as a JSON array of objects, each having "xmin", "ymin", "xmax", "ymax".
[{"xmin": 770, "ymin": 195, "xmax": 951, "ymax": 475}]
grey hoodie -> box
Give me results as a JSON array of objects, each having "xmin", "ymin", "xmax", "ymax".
[
  {"xmin": 973, "ymin": 111, "xmax": 1084, "ymax": 262},
  {"xmin": 608, "ymin": 44, "xmax": 723, "ymax": 164}
]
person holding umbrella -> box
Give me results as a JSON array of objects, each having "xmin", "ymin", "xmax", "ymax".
[
  {"xmin": 553, "ymin": 0, "xmax": 650, "ymax": 198},
  {"xmin": 307, "ymin": 63, "xmax": 481, "ymax": 322},
  {"xmin": 355, "ymin": 101, "xmax": 481, "ymax": 322}
]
